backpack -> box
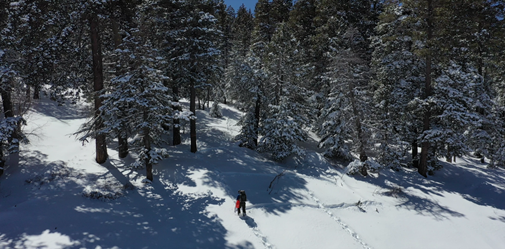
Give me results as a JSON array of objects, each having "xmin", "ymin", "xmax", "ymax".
[{"xmin": 240, "ymin": 190, "xmax": 247, "ymax": 202}]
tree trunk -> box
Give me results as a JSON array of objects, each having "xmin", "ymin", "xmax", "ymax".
[
  {"xmin": 33, "ymin": 84, "xmax": 40, "ymax": 99},
  {"xmin": 0, "ymin": 85, "xmax": 13, "ymax": 173},
  {"xmin": 190, "ymin": 81, "xmax": 197, "ymax": 153},
  {"xmin": 348, "ymin": 81, "xmax": 367, "ymax": 163},
  {"xmin": 412, "ymin": 139, "xmax": 419, "ymax": 169},
  {"xmin": 90, "ymin": 12, "xmax": 108, "ymax": 164},
  {"xmin": 26, "ymin": 86, "xmax": 31, "ymax": 101},
  {"xmin": 254, "ymin": 94, "xmax": 261, "ymax": 147},
  {"xmin": 446, "ymin": 145, "xmax": 452, "ymax": 162},
  {"xmin": 118, "ymin": 132, "xmax": 128, "ymax": 158},
  {"xmin": 0, "ymin": 145, "xmax": 3, "ymax": 177},
  {"xmin": 419, "ymin": 0, "xmax": 433, "ymax": 178},
  {"xmin": 172, "ymin": 86, "xmax": 181, "ymax": 145},
  {"xmin": 207, "ymin": 88, "xmax": 210, "ymax": 109},
  {"xmin": 1, "ymin": 87, "xmax": 14, "ymax": 119},
  {"xmin": 144, "ymin": 111, "xmax": 153, "ymax": 181},
  {"xmin": 1, "ymin": 82, "xmax": 19, "ymax": 144},
  {"xmin": 112, "ymin": 17, "xmax": 128, "ymax": 158}
]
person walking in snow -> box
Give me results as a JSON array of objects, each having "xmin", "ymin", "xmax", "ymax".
[{"xmin": 236, "ymin": 190, "xmax": 247, "ymax": 216}]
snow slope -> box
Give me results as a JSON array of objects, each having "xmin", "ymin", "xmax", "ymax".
[{"xmin": 1, "ymin": 97, "xmax": 505, "ymax": 249}]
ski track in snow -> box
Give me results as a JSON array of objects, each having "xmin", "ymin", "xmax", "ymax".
[
  {"xmin": 307, "ymin": 191, "xmax": 372, "ymax": 249},
  {"xmin": 241, "ymin": 215, "xmax": 275, "ymax": 249}
]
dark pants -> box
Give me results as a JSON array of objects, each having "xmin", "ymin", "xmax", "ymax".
[{"xmin": 238, "ymin": 201, "xmax": 246, "ymax": 214}]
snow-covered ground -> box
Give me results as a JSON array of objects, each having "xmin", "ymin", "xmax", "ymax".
[{"xmin": 1, "ymin": 97, "xmax": 505, "ymax": 249}]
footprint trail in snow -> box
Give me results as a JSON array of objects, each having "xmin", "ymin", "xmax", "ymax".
[
  {"xmin": 241, "ymin": 215, "xmax": 275, "ymax": 249},
  {"xmin": 308, "ymin": 191, "xmax": 372, "ymax": 249}
]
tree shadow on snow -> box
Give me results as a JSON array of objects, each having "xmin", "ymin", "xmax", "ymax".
[
  {"xmin": 29, "ymin": 96, "xmax": 92, "ymax": 121},
  {"xmin": 0, "ymin": 148, "xmax": 232, "ymax": 249},
  {"xmin": 360, "ymin": 157, "xmax": 505, "ymax": 220}
]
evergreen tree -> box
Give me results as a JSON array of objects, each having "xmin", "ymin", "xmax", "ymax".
[
  {"xmin": 162, "ymin": 0, "xmax": 221, "ymax": 153},
  {"xmin": 287, "ymin": 0, "xmax": 317, "ymax": 92},
  {"xmin": 80, "ymin": 6, "xmax": 172, "ymax": 181},
  {"xmin": 371, "ymin": 3, "xmax": 424, "ymax": 170},
  {"xmin": 214, "ymin": 3, "xmax": 234, "ymax": 104},
  {"xmin": 258, "ymin": 23, "xmax": 310, "ymax": 161},
  {"xmin": 397, "ymin": 0, "xmax": 448, "ymax": 176},
  {"xmin": 371, "ymin": 0, "xmax": 505, "ymax": 173},
  {"xmin": 443, "ymin": 0, "xmax": 505, "ymax": 167},
  {"xmin": 234, "ymin": 48, "xmax": 267, "ymax": 149},
  {"xmin": 234, "ymin": 0, "xmax": 273, "ymax": 150},
  {"xmin": 102, "ymin": 36, "xmax": 171, "ymax": 181},
  {"xmin": 225, "ymin": 5, "xmax": 253, "ymax": 103},
  {"xmin": 316, "ymin": 28, "xmax": 372, "ymax": 170},
  {"xmin": 254, "ymin": 0, "xmax": 273, "ymax": 42},
  {"xmin": 231, "ymin": 5, "xmax": 253, "ymax": 58}
]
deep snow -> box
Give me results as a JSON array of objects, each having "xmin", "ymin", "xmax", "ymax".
[{"xmin": 1, "ymin": 97, "xmax": 504, "ymax": 249}]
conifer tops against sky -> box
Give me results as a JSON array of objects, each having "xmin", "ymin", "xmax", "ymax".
[{"xmin": 224, "ymin": 0, "xmax": 257, "ymax": 13}]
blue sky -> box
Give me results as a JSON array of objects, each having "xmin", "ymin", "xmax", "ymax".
[{"xmin": 224, "ymin": 0, "xmax": 257, "ymax": 13}]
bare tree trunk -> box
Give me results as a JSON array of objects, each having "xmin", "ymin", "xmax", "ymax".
[
  {"xmin": 173, "ymin": 86, "xmax": 181, "ymax": 145},
  {"xmin": 118, "ymin": 132, "xmax": 128, "ymax": 158},
  {"xmin": 412, "ymin": 139, "xmax": 419, "ymax": 169},
  {"xmin": 348, "ymin": 82, "xmax": 367, "ymax": 163},
  {"xmin": 112, "ymin": 17, "xmax": 128, "ymax": 158},
  {"xmin": 190, "ymin": 81, "xmax": 197, "ymax": 153},
  {"xmin": 26, "ymin": 86, "xmax": 31, "ymax": 101},
  {"xmin": 143, "ymin": 111, "xmax": 153, "ymax": 181},
  {"xmin": 419, "ymin": 0, "xmax": 433, "ymax": 178},
  {"xmin": 1, "ymin": 87, "xmax": 14, "ymax": 119},
  {"xmin": 446, "ymin": 145, "xmax": 452, "ymax": 162},
  {"xmin": 254, "ymin": 93, "xmax": 261, "ymax": 148},
  {"xmin": 205, "ymin": 88, "xmax": 209, "ymax": 109},
  {"xmin": 0, "ymin": 147, "xmax": 3, "ymax": 177},
  {"xmin": 90, "ymin": 12, "xmax": 108, "ymax": 164},
  {"xmin": 0, "ymin": 86, "xmax": 13, "ymax": 172},
  {"xmin": 33, "ymin": 84, "xmax": 40, "ymax": 99}
]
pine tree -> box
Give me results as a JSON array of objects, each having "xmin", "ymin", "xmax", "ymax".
[
  {"xmin": 234, "ymin": 0, "xmax": 273, "ymax": 150},
  {"xmin": 87, "ymin": 9, "xmax": 172, "ymax": 181},
  {"xmin": 258, "ymin": 22, "xmax": 310, "ymax": 161},
  {"xmin": 214, "ymin": 3, "xmax": 234, "ymax": 105},
  {"xmin": 287, "ymin": 0, "xmax": 317, "ymax": 92},
  {"xmin": 234, "ymin": 49, "xmax": 267, "ymax": 149},
  {"xmin": 396, "ymin": 0, "xmax": 448, "ymax": 176},
  {"xmin": 225, "ymin": 5, "xmax": 253, "ymax": 103},
  {"xmin": 371, "ymin": 0, "xmax": 505, "ymax": 172},
  {"xmin": 445, "ymin": 0, "xmax": 505, "ymax": 167},
  {"xmin": 370, "ymin": 3, "xmax": 424, "ymax": 170},
  {"xmin": 231, "ymin": 5, "xmax": 253, "ymax": 58},
  {"xmin": 162, "ymin": 0, "xmax": 221, "ymax": 153},
  {"xmin": 317, "ymin": 28, "xmax": 372, "ymax": 169},
  {"xmin": 254, "ymin": 0, "xmax": 273, "ymax": 42},
  {"xmin": 0, "ymin": 0, "xmax": 43, "ymax": 172}
]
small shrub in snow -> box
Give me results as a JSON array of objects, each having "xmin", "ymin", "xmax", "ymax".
[
  {"xmin": 82, "ymin": 182, "xmax": 127, "ymax": 201},
  {"xmin": 82, "ymin": 189, "xmax": 124, "ymax": 201},
  {"xmin": 25, "ymin": 164, "xmax": 71, "ymax": 188},
  {"xmin": 345, "ymin": 159, "xmax": 382, "ymax": 176},
  {"xmin": 209, "ymin": 102, "xmax": 223, "ymax": 118},
  {"xmin": 346, "ymin": 160, "xmax": 364, "ymax": 175},
  {"xmin": 355, "ymin": 200, "xmax": 366, "ymax": 212},
  {"xmin": 130, "ymin": 161, "xmax": 143, "ymax": 169},
  {"xmin": 383, "ymin": 186, "xmax": 404, "ymax": 198}
]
